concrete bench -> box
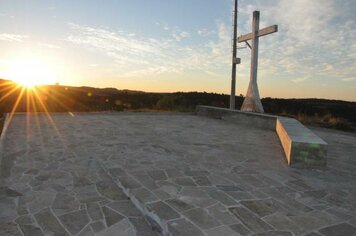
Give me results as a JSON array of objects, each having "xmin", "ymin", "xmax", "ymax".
[
  {"xmin": 276, "ymin": 117, "xmax": 327, "ymax": 167},
  {"xmin": 196, "ymin": 106, "xmax": 328, "ymax": 168}
]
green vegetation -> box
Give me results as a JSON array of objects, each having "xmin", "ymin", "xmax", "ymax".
[{"xmin": 0, "ymin": 79, "xmax": 355, "ymax": 132}]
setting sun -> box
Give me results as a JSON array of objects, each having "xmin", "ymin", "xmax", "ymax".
[{"xmin": 2, "ymin": 56, "xmax": 57, "ymax": 88}]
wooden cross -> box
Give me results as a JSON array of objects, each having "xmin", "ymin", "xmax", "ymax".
[{"xmin": 238, "ymin": 11, "xmax": 278, "ymax": 113}]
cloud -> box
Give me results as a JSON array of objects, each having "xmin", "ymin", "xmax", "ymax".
[
  {"xmin": 0, "ymin": 33, "xmax": 28, "ymax": 42},
  {"xmin": 291, "ymin": 76, "xmax": 308, "ymax": 83},
  {"xmin": 171, "ymin": 31, "xmax": 190, "ymax": 41},
  {"xmin": 342, "ymin": 77, "xmax": 356, "ymax": 82},
  {"xmin": 66, "ymin": 22, "xmax": 231, "ymax": 78},
  {"xmin": 198, "ymin": 28, "xmax": 215, "ymax": 37},
  {"xmin": 64, "ymin": 0, "xmax": 356, "ymax": 94},
  {"xmin": 155, "ymin": 22, "xmax": 191, "ymax": 41},
  {"xmin": 38, "ymin": 43, "xmax": 61, "ymax": 49},
  {"xmin": 236, "ymin": 0, "xmax": 356, "ymax": 84}
]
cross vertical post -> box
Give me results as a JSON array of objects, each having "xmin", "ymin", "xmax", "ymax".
[
  {"xmin": 238, "ymin": 11, "xmax": 277, "ymax": 113},
  {"xmin": 241, "ymin": 11, "xmax": 264, "ymax": 112}
]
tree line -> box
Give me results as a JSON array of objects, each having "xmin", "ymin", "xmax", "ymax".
[{"xmin": 0, "ymin": 79, "xmax": 355, "ymax": 131}]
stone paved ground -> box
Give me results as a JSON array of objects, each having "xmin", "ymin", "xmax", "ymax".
[{"xmin": 0, "ymin": 113, "xmax": 356, "ymax": 236}]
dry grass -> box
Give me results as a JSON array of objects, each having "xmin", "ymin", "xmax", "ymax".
[
  {"xmin": 278, "ymin": 110, "xmax": 355, "ymax": 131},
  {"xmin": 295, "ymin": 112, "xmax": 355, "ymax": 131}
]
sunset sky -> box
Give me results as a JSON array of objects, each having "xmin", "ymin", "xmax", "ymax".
[{"xmin": 0, "ymin": 0, "xmax": 355, "ymax": 101}]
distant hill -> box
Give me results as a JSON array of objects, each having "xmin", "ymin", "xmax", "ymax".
[{"xmin": 0, "ymin": 79, "xmax": 355, "ymax": 131}]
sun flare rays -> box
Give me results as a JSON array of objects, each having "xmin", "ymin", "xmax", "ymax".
[{"xmin": 0, "ymin": 81, "xmax": 69, "ymax": 151}]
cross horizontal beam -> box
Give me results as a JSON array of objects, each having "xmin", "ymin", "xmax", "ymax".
[{"xmin": 237, "ymin": 25, "xmax": 278, "ymax": 43}]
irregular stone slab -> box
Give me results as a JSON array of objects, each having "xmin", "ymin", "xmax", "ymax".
[
  {"xmin": 0, "ymin": 197, "xmax": 17, "ymax": 221},
  {"xmin": 165, "ymin": 198, "xmax": 195, "ymax": 212},
  {"xmin": 307, "ymin": 210, "xmax": 342, "ymax": 226},
  {"xmin": 207, "ymin": 189, "xmax": 237, "ymax": 206},
  {"xmin": 19, "ymin": 224, "xmax": 45, "ymax": 236},
  {"xmin": 16, "ymin": 195, "xmax": 29, "ymax": 216},
  {"xmin": 58, "ymin": 209, "xmax": 90, "ymax": 235},
  {"xmin": 15, "ymin": 215, "xmax": 33, "ymax": 225},
  {"xmin": 102, "ymin": 206, "xmax": 125, "ymax": 227},
  {"xmin": 229, "ymin": 207, "xmax": 273, "ymax": 233},
  {"xmin": 52, "ymin": 192, "xmax": 80, "ymax": 215},
  {"xmin": 207, "ymin": 203, "xmax": 240, "ymax": 225},
  {"xmin": 240, "ymin": 199, "xmax": 277, "ymax": 217},
  {"xmin": 263, "ymin": 213, "xmax": 300, "ymax": 231},
  {"xmin": 318, "ymin": 223, "xmax": 356, "ymax": 236},
  {"xmin": 287, "ymin": 215, "xmax": 325, "ymax": 231},
  {"xmin": 205, "ymin": 225, "xmax": 239, "ymax": 236},
  {"xmin": 226, "ymin": 191, "xmax": 255, "ymax": 201},
  {"xmin": 147, "ymin": 170, "xmax": 167, "ymax": 181},
  {"xmin": 90, "ymin": 221, "xmax": 106, "ymax": 233},
  {"xmin": 250, "ymin": 231, "xmax": 293, "ymax": 236},
  {"xmin": 131, "ymin": 188, "xmax": 158, "ymax": 204},
  {"xmin": 35, "ymin": 172, "xmax": 51, "ymax": 181},
  {"xmin": 87, "ymin": 202, "xmax": 103, "ymax": 221},
  {"xmin": 108, "ymin": 201, "xmax": 142, "ymax": 217},
  {"xmin": 326, "ymin": 207, "xmax": 353, "ymax": 221},
  {"xmin": 303, "ymin": 189, "xmax": 328, "ymax": 199},
  {"xmin": 73, "ymin": 175, "xmax": 92, "ymax": 187},
  {"xmin": 216, "ymin": 185, "xmax": 243, "ymax": 192},
  {"xmin": 74, "ymin": 185, "xmax": 104, "ymax": 203},
  {"xmin": 129, "ymin": 217, "xmax": 159, "ymax": 236},
  {"xmin": 130, "ymin": 172, "xmax": 158, "ymax": 189},
  {"xmin": 96, "ymin": 180, "xmax": 127, "ymax": 201},
  {"xmin": 99, "ymin": 218, "xmax": 133, "ymax": 236},
  {"xmin": 152, "ymin": 189, "xmax": 171, "ymax": 200},
  {"xmin": 193, "ymin": 176, "xmax": 212, "ymax": 186},
  {"xmin": 118, "ymin": 175, "xmax": 142, "ymax": 189},
  {"xmin": 230, "ymin": 223, "xmax": 251, "ymax": 236},
  {"xmin": 239, "ymin": 174, "xmax": 266, "ymax": 188},
  {"xmin": 285, "ymin": 180, "xmax": 312, "ymax": 192},
  {"xmin": 78, "ymin": 225, "xmax": 95, "ymax": 236},
  {"xmin": 34, "ymin": 208, "xmax": 70, "ymax": 236},
  {"xmin": 24, "ymin": 191, "xmax": 55, "ymax": 213},
  {"xmin": 0, "ymin": 222, "xmax": 23, "ymax": 236},
  {"xmin": 168, "ymin": 218, "xmax": 204, "ymax": 236},
  {"xmin": 25, "ymin": 168, "xmax": 40, "ymax": 175},
  {"xmin": 349, "ymin": 218, "xmax": 356, "ymax": 227},
  {"xmin": 183, "ymin": 208, "xmax": 221, "ymax": 230},
  {"xmin": 164, "ymin": 169, "xmax": 183, "ymax": 178},
  {"xmin": 157, "ymin": 181, "xmax": 182, "ymax": 196},
  {"xmin": 172, "ymin": 177, "xmax": 197, "ymax": 186},
  {"xmin": 180, "ymin": 195, "xmax": 217, "ymax": 209},
  {"xmin": 108, "ymin": 167, "xmax": 126, "ymax": 178},
  {"xmin": 303, "ymin": 233, "xmax": 323, "ymax": 236},
  {"xmin": 1, "ymin": 150, "xmax": 26, "ymax": 178},
  {"xmin": 184, "ymin": 170, "xmax": 209, "ymax": 177},
  {"xmin": 0, "ymin": 187, "xmax": 22, "ymax": 197},
  {"xmin": 147, "ymin": 201, "xmax": 180, "ymax": 221},
  {"xmin": 261, "ymin": 188, "xmax": 312, "ymax": 214}
]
